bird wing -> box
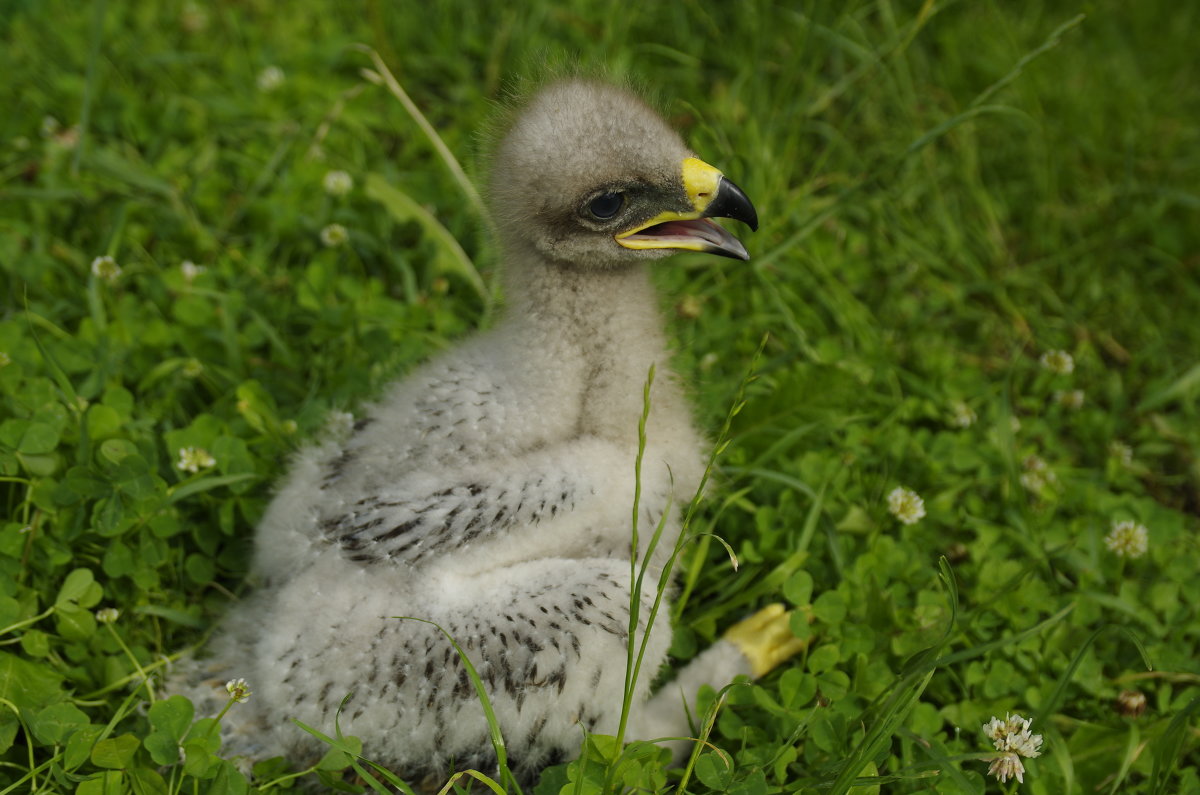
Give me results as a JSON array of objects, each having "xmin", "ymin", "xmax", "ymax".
[
  {"xmin": 322, "ymin": 468, "xmax": 579, "ymax": 566},
  {"xmin": 317, "ymin": 437, "xmax": 656, "ymax": 569}
]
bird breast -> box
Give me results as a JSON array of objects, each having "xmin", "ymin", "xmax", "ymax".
[{"xmin": 250, "ymin": 317, "xmax": 704, "ymax": 586}]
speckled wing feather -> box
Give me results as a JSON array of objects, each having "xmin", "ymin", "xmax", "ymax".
[{"xmin": 322, "ymin": 470, "xmax": 580, "ymax": 565}]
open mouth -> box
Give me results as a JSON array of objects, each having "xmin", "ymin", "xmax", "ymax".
[{"xmin": 617, "ymin": 217, "xmax": 749, "ymax": 260}]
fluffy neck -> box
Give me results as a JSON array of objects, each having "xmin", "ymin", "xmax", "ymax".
[{"xmin": 497, "ymin": 239, "xmax": 687, "ymax": 441}]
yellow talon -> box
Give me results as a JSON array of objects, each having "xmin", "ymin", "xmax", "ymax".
[{"xmin": 723, "ymin": 603, "xmax": 811, "ymax": 678}]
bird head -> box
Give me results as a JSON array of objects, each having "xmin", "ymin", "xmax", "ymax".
[{"xmin": 489, "ymin": 80, "xmax": 758, "ymax": 270}]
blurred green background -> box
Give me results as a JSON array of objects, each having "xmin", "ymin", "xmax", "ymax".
[{"xmin": 1, "ymin": 1, "xmax": 1197, "ymax": 793}]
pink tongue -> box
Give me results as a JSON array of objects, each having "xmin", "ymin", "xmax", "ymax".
[
  {"xmin": 638, "ymin": 219, "xmax": 722, "ymax": 245},
  {"xmin": 650, "ymin": 221, "xmax": 700, "ymax": 235}
]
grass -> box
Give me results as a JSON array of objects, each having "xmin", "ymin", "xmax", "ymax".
[{"xmin": 1, "ymin": 0, "xmax": 1198, "ymax": 792}]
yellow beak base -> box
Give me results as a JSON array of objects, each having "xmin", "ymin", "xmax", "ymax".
[{"xmin": 615, "ymin": 157, "xmax": 757, "ymax": 260}]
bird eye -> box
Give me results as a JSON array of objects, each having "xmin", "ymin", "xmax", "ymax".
[{"xmin": 587, "ymin": 192, "xmax": 624, "ymax": 220}]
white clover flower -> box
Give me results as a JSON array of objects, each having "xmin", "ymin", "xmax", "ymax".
[
  {"xmin": 982, "ymin": 713, "xmax": 1042, "ymax": 784},
  {"xmin": 95, "ymin": 607, "xmax": 120, "ymax": 624},
  {"xmin": 323, "ymin": 169, "xmax": 353, "ymax": 197},
  {"xmin": 0, "ymin": 352, "xmax": 10, "ymax": 367},
  {"xmin": 320, "ymin": 223, "xmax": 349, "ymax": 247},
  {"xmin": 257, "ymin": 66, "xmax": 285, "ymax": 92},
  {"xmin": 699, "ymin": 351, "xmax": 720, "ymax": 371},
  {"xmin": 887, "ymin": 487, "xmax": 925, "ymax": 525},
  {"xmin": 988, "ymin": 752, "xmax": 1026, "ymax": 785},
  {"xmin": 1019, "ymin": 455, "xmax": 1057, "ymax": 494},
  {"xmin": 41, "ymin": 115, "xmax": 61, "ymax": 137},
  {"xmin": 91, "ymin": 255, "xmax": 122, "ymax": 283},
  {"xmin": 225, "ymin": 678, "xmax": 252, "ymax": 703},
  {"xmin": 948, "ymin": 400, "xmax": 976, "ymax": 428},
  {"xmin": 1104, "ymin": 519, "xmax": 1148, "ymax": 559},
  {"xmin": 1008, "ymin": 729, "xmax": 1043, "ymax": 758},
  {"xmin": 1039, "ymin": 349, "xmax": 1075, "ymax": 375},
  {"xmin": 176, "ymin": 446, "xmax": 216, "ymax": 473},
  {"xmin": 1024, "ymin": 455, "xmax": 1049, "ymax": 473},
  {"xmin": 47, "ymin": 125, "xmax": 80, "ymax": 150},
  {"xmin": 1116, "ymin": 689, "xmax": 1147, "ymax": 717},
  {"xmin": 180, "ymin": 2, "xmax": 208, "ymax": 33},
  {"xmin": 180, "ymin": 260, "xmax": 206, "ymax": 282},
  {"xmin": 56, "ymin": 127, "xmax": 81, "ymax": 151},
  {"xmin": 984, "ymin": 713, "xmax": 1043, "ymax": 755},
  {"xmin": 1009, "ymin": 415, "xmax": 1022, "ymax": 433},
  {"xmin": 1055, "ymin": 389, "xmax": 1084, "ymax": 410},
  {"xmin": 1109, "ymin": 441, "xmax": 1134, "ymax": 468},
  {"xmin": 676, "ymin": 294, "xmax": 703, "ymax": 319}
]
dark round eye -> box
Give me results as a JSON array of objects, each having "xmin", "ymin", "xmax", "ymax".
[{"xmin": 587, "ymin": 192, "xmax": 624, "ymax": 220}]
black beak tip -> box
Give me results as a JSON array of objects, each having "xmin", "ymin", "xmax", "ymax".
[
  {"xmin": 724, "ymin": 247, "xmax": 752, "ymax": 262},
  {"xmin": 708, "ymin": 176, "xmax": 759, "ymax": 232}
]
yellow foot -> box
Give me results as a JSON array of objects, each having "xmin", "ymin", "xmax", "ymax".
[{"xmin": 723, "ymin": 603, "xmax": 811, "ymax": 678}]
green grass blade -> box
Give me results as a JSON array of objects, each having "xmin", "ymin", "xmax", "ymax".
[
  {"xmin": 365, "ymin": 173, "xmax": 488, "ymax": 303},
  {"xmin": 394, "ymin": 617, "xmax": 522, "ymax": 795},
  {"xmin": 167, "ymin": 474, "xmax": 260, "ymax": 503},
  {"xmin": 357, "ymin": 46, "xmax": 491, "ymax": 230},
  {"xmin": 1149, "ymin": 695, "xmax": 1200, "ymax": 795},
  {"xmin": 1137, "ymin": 361, "xmax": 1200, "ymax": 411},
  {"xmin": 292, "ymin": 717, "xmax": 418, "ymax": 795},
  {"xmin": 1032, "ymin": 624, "xmax": 1152, "ymax": 725}
]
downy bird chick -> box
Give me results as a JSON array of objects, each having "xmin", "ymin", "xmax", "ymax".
[{"xmin": 172, "ymin": 78, "xmax": 803, "ymax": 783}]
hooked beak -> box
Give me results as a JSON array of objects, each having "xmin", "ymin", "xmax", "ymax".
[{"xmin": 616, "ymin": 157, "xmax": 758, "ymax": 260}]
